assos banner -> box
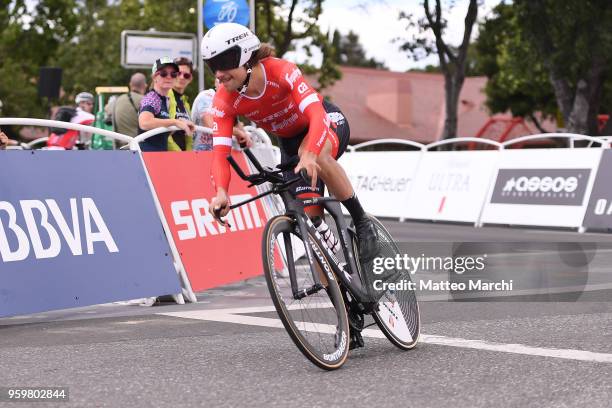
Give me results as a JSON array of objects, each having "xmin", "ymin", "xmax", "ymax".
[
  {"xmin": 404, "ymin": 150, "xmax": 499, "ymax": 223},
  {"xmin": 143, "ymin": 151, "xmax": 267, "ymax": 291},
  {"xmin": 338, "ymin": 151, "xmax": 421, "ymax": 218},
  {"xmin": 481, "ymin": 148, "xmax": 602, "ymax": 228},
  {"xmin": 583, "ymin": 150, "xmax": 612, "ymax": 230},
  {"xmin": 0, "ymin": 151, "xmax": 180, "ymax": 318}
]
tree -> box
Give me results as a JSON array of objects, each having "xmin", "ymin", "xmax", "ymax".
[
  {"xmin": 474, "ymin": 3, "xmax": 557, "ymax": 132},
  {"xmin": 513, "ymin": 0, "xmax": 612, "ymax": 135},
  {"xmin": 0, "ymin": 0, "xmax": 340, "ymax": 137},
  {"xmin": 0, "ymin": 0, "xmax": 79, "ymax": 122},
  {"xmin": 332, "ymin": 30, "xmax": 386, "ymax": 69},
  {"xmin": 254, "ymin": 0, "xmax": 340, "ymax": 89},
  {"xmin": 397, "ymin": 0, "xmax": 479, "ymax": 141}
]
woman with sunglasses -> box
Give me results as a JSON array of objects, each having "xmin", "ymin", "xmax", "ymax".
[
  {"xmin": 138, "ymin": 57, "xmax": 195, "ymax": 152},
  {"xmin": 167, "ymin": 57, "xmax": 195, "ymax": 151},
  {"xmin": 201, "ymin": 23, "xmax": 379, "ymax": 264}
]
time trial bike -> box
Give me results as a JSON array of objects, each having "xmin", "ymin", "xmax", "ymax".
[{"xmin": 222, "ymin": 148, "xmax": 420, "ymax": 370}]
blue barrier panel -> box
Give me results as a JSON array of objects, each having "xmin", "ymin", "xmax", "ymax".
[{"xmin": 0, "ymin": 150, "xmax": 181, "ymax": 318}]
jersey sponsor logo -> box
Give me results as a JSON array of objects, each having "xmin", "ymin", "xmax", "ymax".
[
  {"xmin": 266, "ymin": 80, "xmax": 280, "ymax": 89},
  {"xmin": 260, "ymin": 102, "xmax": 296, "ymax": 123},
  {"xmin": 315, "ymin": 129, "xmax": 327, "ymax": 148},
  {"xmin": 233, "ymin": 94, "xmax": 244, "ymax": 109},
  {"xmin": 171, "ymin": 194, "xmax": 264, "ymax": 240},
  {"xmin": 208, "ymin": 106, "xmax": 225, "ymax": 118},
  {"xmin": 271, "ymin": 113, "xmax": 299, "ymax": 132},
  {"xmin": 0, "ymin": 198, "xmax": 119, "ymax": 262},
  {"xmin": 327, "ymin": 112, "xmax": 345, "ymax": 126},
  {"xmin": 271, "ymin": 96, "xmax": 290, "ymax": 107},
  {"xmin": 284, "ymin": 68, "xmax": 301, "ymax": 90},
  {"xmin": 225, "ymin": 32, "xmax": 250, "ymax": 45},
  {"xmin": 297, "ymin": 82, "xmax": 309, "ymax": 94},
  {"xmin": 245, "ymin": 110, "xmax": 260, "ymax": 118}
]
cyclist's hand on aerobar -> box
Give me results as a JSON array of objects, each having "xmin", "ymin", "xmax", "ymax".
[
  {"xmin": 210, "ymin": 189, "xmax": 230, "ymax": 221},
  {"xmin": 295, "ymin": 151, "xmax": 320, "ymax": 190},
  {"xmin": 175, "ymin": 119, "xmax": 195, "ymax": 136},
  {"xmin": 234, "ymin": 126, "xmax": 253, "ymax": 148}
]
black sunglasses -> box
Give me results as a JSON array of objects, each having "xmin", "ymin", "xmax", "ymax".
[
  {"xmin": 177, "ymin": 72, "xmax": 192, "ymax": 79},
  {"xmin": 204, "ymin": 45, "xmax": 242, "ymax": 73},
  {"xmin": 158, "ymin": 71, "xmax": 178, "ymax": 78}
]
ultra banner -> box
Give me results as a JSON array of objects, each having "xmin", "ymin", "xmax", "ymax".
[
  {"xmin": 0, "ymin": 151, "xmax": 181, "ymax": 318},
  {"xmin": 143, "ymin": 151, "xmax": 267, "ymax": 291},
  {"xmin": 583, "ymin": 150, "xmax": 612, "ymax": 230},
  {"xmin": 480, "ymin": 149, "xmax": 602, "ymax": 228},
  {"xmin": 404, "ymin": 150, "xmax": 499, "ymax": 223}
]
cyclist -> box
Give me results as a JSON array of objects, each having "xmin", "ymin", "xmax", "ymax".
[{"xmin": 201, "ymin": 23, "xmax": 378, "ymax": 262}]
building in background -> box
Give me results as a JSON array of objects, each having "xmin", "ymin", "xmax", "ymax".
[{"xmin": 315, "ymin": 67, "xmax": 556, "ymax": 145}]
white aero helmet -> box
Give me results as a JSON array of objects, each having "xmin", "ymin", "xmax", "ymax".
[{"xmin": 201, "ymin": 23, "xmax": 261, "ymax": 72}]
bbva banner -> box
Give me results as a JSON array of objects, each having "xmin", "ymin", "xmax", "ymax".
[{"xmin": 0, "ymin": 151, "xmax": 181, "ymax": 318}]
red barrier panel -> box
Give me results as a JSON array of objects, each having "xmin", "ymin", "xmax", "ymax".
[{"xmin": 143, "ymin": 152, "xmax": 268, "ymax": 292}]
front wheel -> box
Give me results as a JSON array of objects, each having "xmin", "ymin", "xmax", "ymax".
[{"xmin": 262, "ymin": 215, "xmax": 350, "ymax": 370}]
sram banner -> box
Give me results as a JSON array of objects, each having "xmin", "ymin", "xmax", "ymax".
[
  {"xmin": 480, "ymin": 148, "xmax": 602, "ymax": 228},
  {"xmin": 583, "ymin": 150, "xmax": 612, "ymax": 230},
  {"xmin": 143, "ymin": 152, "xmax": 267, "ymax": 291},
  {"xmin": 338, "ymin": 151, "xmax": 421, "ymax": 218},
  {"xmin": 404, "ymin": 151, "xmax": 499, "ymax": 223},
  {"xmin": 0, "ymin": 151, "xmax": 181, "ymax": 318}
]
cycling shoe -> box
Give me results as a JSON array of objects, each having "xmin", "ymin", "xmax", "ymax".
[{"xmin": 355, "ymin": 217, "xmax": 380, "ymax": 263}]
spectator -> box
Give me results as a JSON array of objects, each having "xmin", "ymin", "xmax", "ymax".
[
  {"xmin": 75, "ymin": 92, "xmax": 94, "ymax": 114},
  {"xmin": 191, "ymin": 78, "xmax": 249, "ymax": 151},
  {"xmin": 0, "ymin": 131, "xmax": 10, "ymax": 149},
  {"xmin": 113, "ymin": 72, "xmax": 147, "ymax": 138},
  {"xmin": 73, "ymin": 92, "xmax": 96, "ymax": 146},
  {"xmin": 191, "ymin": 87, "xmax": 215, "ymax": 151},
  {"xmin": 167, "ymin": 57, "xmax": 194, "ymax": 151},
  {"xmin": 138, "ymin": 57, "xmax": 194, "ymax": 152}
]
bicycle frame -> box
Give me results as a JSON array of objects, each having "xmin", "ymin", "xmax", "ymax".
[
  {"xmin": 226, "ymin": 148, "xmax": 374, "ymax": 310},
  {"xmin": 280, "ymin": 192, "xmax": 374, "ymax": 309}
]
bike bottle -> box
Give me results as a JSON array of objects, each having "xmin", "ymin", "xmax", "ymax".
[{"xmin": 312, "ymin": 216, "xmax": 341, "ymax": 254}]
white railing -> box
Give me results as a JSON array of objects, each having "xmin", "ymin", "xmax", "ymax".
[
  {"xmin": 130, "ymin": 125, "xmax": 212, "ymax": 151},
  {"xmin": 0, "ymin": 118, "xmax": 133, "ymax": 145},
  {"xmin": 503, "ymin": 133, "xmax": 610, "ymax": 149},
  {"xmin": 348, "ymin": 138, "xmax": 426, "ymax": 152},
  {"xmin": 426, "ymin": 137, "xmax": 503, "ymax": 150}
]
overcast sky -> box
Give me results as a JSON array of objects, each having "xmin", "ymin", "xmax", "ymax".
[{"xmin": 284, "ymin": 0, "xmax": 504, "ymax": 72}]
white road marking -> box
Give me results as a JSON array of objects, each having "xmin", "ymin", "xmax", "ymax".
[{"xmin": 159, "ymin": 307, "xmax": 612, "ymax": 364}]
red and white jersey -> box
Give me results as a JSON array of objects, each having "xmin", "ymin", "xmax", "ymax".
[{"xmin": 210, "ymin": 57, "xmax": 336, "ymax": 192}]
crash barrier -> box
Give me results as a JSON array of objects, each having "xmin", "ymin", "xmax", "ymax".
[
  {"xmin": 0, "ymin": 149, "xmax": 182, "ymax": 318},
  {"xmin": 338, "ymin": 134, "xmax": 610, "ymax": 231},
  {"xmin": 3, "ymin": 117, "xmax": 612, "ymax": 318},
  {"xmin": 142, "ymin": 151, "xmax": 268, "ymax": 292}
]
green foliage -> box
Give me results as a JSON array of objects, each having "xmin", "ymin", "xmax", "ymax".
[
  {"xmin": 254, "ymin": 0, "xmax": 341, "ymax": 89},
  {"xmin": 476, "ymin": 1, "xmax": 612, "ymax": 133},
  {"xmin": 0, "ymin": 0, "xmax": 341, "ymax": 134},
  {"xmin": 331, "ymin": 30, "xmax": 386, "ymax": 69},
  {"xmin": 474, "ymin": 3, "xmax": 557, "ymax": 119}
]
